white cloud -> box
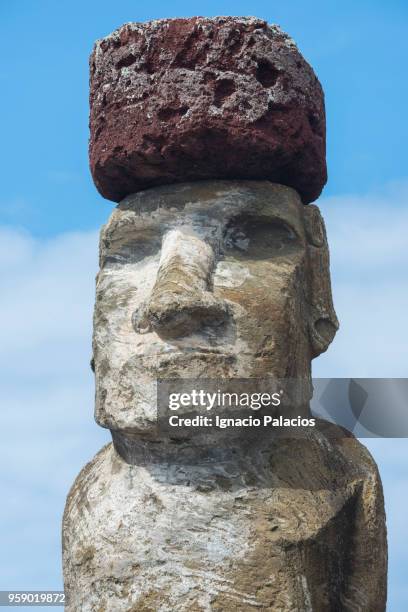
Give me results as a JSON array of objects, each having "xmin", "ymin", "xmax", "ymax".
[
  {"xmin": 0, "ymin": 227, "xmax": 109, "ymax": 589},
  {"xmin": 314, "ymin": 181, "xmax": 408, "ymax": 377},
  {"xmin": 321, "ymin": 181, "xmax": 408, "ymax": 275},
  {"xmin": 0, "ymin": 227, "xmax": 99, "ymax": 359}
]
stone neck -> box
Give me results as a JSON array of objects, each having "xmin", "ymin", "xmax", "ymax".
[{"xmin": 110, "ymin": 402, "xmax": 312, "ymax": 466}]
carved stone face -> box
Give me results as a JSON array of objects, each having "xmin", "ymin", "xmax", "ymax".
[{"xmin": 93, "ymin": 181, "xmax": 337, "ymax": 433}]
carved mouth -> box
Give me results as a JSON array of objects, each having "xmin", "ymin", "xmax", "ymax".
[
  {"xmin": 154, "ymin": 348, "xmax": 237, "ymax": 364},
  {"xmin": 135, "ymin": 349, "xmax": 238, "ymax": 377},
  {"xmin": 166, "ymin": 346, "xmax": 234, "ymax": 355}
]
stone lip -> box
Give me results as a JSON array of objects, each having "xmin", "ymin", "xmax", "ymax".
[{"xmin": 89, "ymin": 16, "xmax": 327, "ymax": 204}]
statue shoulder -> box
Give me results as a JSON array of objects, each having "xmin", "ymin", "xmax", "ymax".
[
  {"xmin": 315, "ymin": 418, "xmax": 382, "ymax": 480},
  {"xmin": 63, "ymin": 443, "xmax": 113, "ymax": 522}
]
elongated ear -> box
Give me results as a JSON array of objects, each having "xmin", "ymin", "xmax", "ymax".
[{"xmin": 303, "ymin": 205, "xmax": 339, "ymax": 358}]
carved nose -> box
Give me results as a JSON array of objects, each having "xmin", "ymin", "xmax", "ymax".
[{"xmin": 134, "ymin": 229, "xmax": 228, "ymax": 339}]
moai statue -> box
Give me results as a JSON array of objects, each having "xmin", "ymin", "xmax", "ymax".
[{"xmin": 63, "ymin": 18, "xmax": 387, "ymax": 611}]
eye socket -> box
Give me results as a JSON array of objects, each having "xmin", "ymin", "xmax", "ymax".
[
  {"xmin": 102, "ymin": 230, "xmax": 162, "ymax": 268},
  {"xmin": 223, "ymin": 217, "xmax": 298, "ymax": 260}
]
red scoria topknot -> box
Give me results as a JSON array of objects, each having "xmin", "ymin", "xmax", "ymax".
[{"xmin": 89, "ymin": 16, "xmax": 327, "ymax": 204}]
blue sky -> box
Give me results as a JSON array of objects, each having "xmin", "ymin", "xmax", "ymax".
[{"xmin": 0, "ymin": 1, "xmax": 407, "ymax": 610}]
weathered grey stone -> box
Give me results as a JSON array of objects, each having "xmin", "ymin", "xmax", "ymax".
[
  {"xmin": 63, "ymin": 427, "xmax": 387, "ymax": 611},
  {"xmin": 63, "ymin": 180, "xmax": 387, "ymax": 610},
  {"xmin": 92, "ymin": 181, "xmax": 337, "ymax": 433}
]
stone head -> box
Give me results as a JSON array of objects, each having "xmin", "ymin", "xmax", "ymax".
[{"xmin": 92, "ymin": 180, "xmax": 338, "ymax": 433}]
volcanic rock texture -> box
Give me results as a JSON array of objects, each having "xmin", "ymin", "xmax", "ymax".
[
  {"xmin": 89, "ymin": 17, "xmax": 327, "ymax": 203},
  {"xmin": 63, "ymin": 429, "xmax": 387, "ymax": 611}
]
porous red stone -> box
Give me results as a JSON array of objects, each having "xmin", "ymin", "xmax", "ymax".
[{"xmin": 89, "ymin": 17, "xmax": 327, "ymax": 204}]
